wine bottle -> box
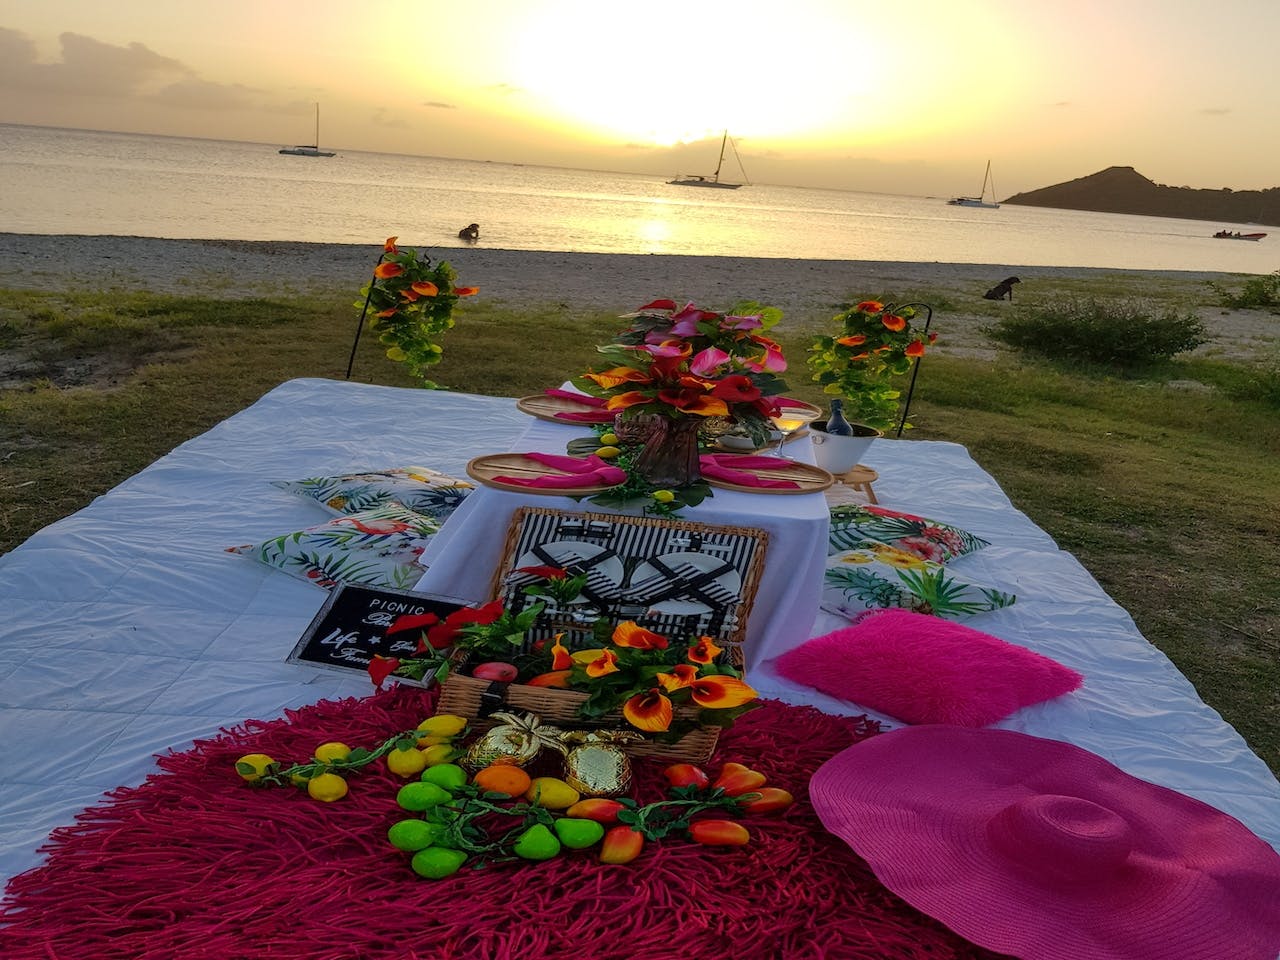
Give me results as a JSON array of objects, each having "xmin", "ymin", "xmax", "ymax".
[{"xmin": 825, "ymin": 399, "xmax": 854, "ymax": 436}]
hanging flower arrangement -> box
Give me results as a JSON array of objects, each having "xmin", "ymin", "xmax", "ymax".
[
  {"xmin": 807, "ymin": 300, "xmax": 937, "ymax": 432},
  {"xmin": 356, "ymin": 236, "xmax": 479, "ymax": 389}
]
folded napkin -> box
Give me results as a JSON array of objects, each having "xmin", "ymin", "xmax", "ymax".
[
  {"xmin": 543, "ymin": 388, "xmax": 606, "ymax": 407},
  {"xmin": 698, "ymin": 453, "xmax": 801, "ymax": 490},
  {"xmin": 494, "ymin": 452, "xmax": 627, "ymax": 490},
  {"xmin": 554, "ymin": 409, "xmax": 617, "ymax": 424}
]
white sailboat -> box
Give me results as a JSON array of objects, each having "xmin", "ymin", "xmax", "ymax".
[
  {"xmin": 947, "ymin": 160, "xmax": 999, "ymax": 208},
  {"xmin": 668, "ymin": 131, "xmax": 747, "ymax": 189},
  {"xmin": 279, "ymin": 104, "xmax": 336, "ymax": 158}
]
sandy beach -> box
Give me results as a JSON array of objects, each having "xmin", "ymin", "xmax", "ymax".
[{"xmin": 1, "ymin": 233, "xmax": 1275, "ymax": 360}]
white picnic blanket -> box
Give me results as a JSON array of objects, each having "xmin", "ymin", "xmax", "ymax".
[{"xmin": 1, "ymin": 377, "xmax": 1277, "ymax": 887}]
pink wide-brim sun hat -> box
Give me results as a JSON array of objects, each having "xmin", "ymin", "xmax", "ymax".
[{"xmin": 810, "ymin": 725, "xmax": 1280, "ymax": 960}]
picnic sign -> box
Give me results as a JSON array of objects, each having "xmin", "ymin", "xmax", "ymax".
[{"xmin": 287, "ymin": 584, "xmax": 469, "ymax": 683}]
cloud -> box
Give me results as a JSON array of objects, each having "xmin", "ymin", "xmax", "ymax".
[
  {"xmin": 0, "ymin": 28, "xmax": 262, "ymax": 111},
  {"xmin": 488, "ymin": 82, "xmax": 523, "ymax": 96},
  {"xmin": 423, "ymin": 101, "xmax": 456, "ymax": 110}
]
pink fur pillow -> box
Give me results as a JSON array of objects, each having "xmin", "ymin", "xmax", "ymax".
[{"xmin": 775, "ymin": 609, "xmax": 1083, "ymax": 726}]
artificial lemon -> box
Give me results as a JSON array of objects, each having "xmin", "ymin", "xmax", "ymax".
[
  {"xmin": 420, "ymin": 743, "xmax": 461, "ymax": 766},
  {"xmin": 386, "ymin": 746, "xmax": 429, "ymax": 778},
  {"xmin": 525, "ymin": 776, "xmax": 580, "ymax": 810},
  {"xmin": 411, "ymin": 847, "xmax": 468, "ymax": 880},
  {"xmin": 598, "ymin": 432, "xmax": 619, "ymax": 446},
  {"xmin": 420, "ymin": 763, "xmax": 468, "ymax": 791},
  {"xmin": 387, "ymin": 819, "xmax": 441, "ymax": 852},
  {"xmin": 307, "ymin": 772, "xmax": 349, "ymax": 802},
  {"xmin": 651, "ymin": 489, "xmax": 675, "ymax": 503},
  {"xmin": 313, "ymin": 741, "xmax": 352, "ymax": 763},
  {"xmin": 416, "ymin": 715, "xmax": 468, "ymax": 738},
  {"xmin": 234, "ymin": 753, "xmax": 275, "ymax": 782},
  {"xmin": 595, "ymin": 445, "xmax": 621, "ymax": 459}
]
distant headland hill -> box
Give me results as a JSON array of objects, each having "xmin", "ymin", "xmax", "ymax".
[{"xmin": 1003, "ymin": 166, "xmax": 1280, "ymax": 227}]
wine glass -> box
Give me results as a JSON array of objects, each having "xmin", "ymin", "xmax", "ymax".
[{"xmin": 770, "ymin": 405, "xmax": 820, "ymax": 457}]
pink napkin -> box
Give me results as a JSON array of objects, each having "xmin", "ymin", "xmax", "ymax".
[
  {"xmin": 698, "ymin": 453, "xmax": 801, "ymax": 489},
  {"xmin": 543, "ymin": 388, "xmax": 606, "ymax": 407},
  {"xmin": 553, "ymin": 409, "xmax": 617, "ymax": 424},
  {"xmin": 494, "ymin": 452, "xmax": 627, "ymax": 489}
]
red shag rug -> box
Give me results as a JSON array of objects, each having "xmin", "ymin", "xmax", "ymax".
[{"xmin": 0, "ymin": 689, "xmax": 1011, "ymax": 960}]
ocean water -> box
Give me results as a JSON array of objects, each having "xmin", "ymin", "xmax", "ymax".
[{"xmin": 1, "ymin": 123, "xmax": 1275, "ymax": 274}]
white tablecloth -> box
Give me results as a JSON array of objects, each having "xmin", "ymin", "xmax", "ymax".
[
  {"xmin": 415, "ymin": 416, "xmax": 828, "ymax": 671},
  {"xmin": 1, "ymin": 378, "xmax": 1277, "ymax": 887}
]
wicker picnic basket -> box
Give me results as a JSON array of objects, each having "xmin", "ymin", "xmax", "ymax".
[{"xmin": 436, "ymin": 508, "xmax": 768, "ymax": 765}]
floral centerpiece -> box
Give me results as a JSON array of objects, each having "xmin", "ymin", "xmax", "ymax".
[
  {"xmin": 808, "ymin": 300, "xmax": 937, "ymax": 433},
  {"xmin": 570, "ymin": 299, "xmax": 790, "ymax": 486},
  {"xmin": 356, "ymin": 236, "xmax": 478, "ymax": 389}
]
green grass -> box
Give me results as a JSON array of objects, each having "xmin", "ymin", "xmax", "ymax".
[{"xmin": 1, "ymin": 287, "xmax": 1276, "ymax": 775}]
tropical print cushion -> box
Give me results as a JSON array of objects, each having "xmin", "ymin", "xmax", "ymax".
[
  {"xmin": 821, "ymin": 542, "xmax": 1016, "ymax": 621},
  {"xmin": 226, "ymin": 504, "xmax": 441, "ymax": 590},
  {"xmin": 828, "ymin": 504, "xmax": 990, "ymax": 563},
  {"xmin": 272, "ymin": 466, "xmax": 472, "ymax": 521}
]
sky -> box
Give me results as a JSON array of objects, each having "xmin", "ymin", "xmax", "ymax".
[{"xmin": 2, "ymin": 0, "xmax": 1278, "ymax": 198}]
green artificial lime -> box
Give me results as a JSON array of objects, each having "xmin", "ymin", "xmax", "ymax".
[
  {"xmin": 396, "ymin": 781, "xmax": 453, "ymax": 812},
  {"xmin": 387, "ymin": 818, "xmax": 442, "ymax": 852},
  {"xmin": 512, "ymin": 823, "xmax": 561, "ymax": 861},
  {"xmin": 410, "ymin": 847, "xmax": 469, "ymax": 879},
  {"xmin": 420, "ymin": 763, "xmax": 468, "ymax": 791},
  {"xmin": 552, "ymin": 817, "xmax": 606, "ymax": 850}
]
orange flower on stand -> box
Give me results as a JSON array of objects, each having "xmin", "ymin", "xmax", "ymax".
[{"xmin": 568, "ymin": 620, "xmax": 757, "ymax": 735}]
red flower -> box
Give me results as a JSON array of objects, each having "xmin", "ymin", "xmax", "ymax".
[
  {"xmin": 373, "ymin": 261, "xmax": 404, "ymax": 279},
  {"xmin": 424, "ymin": 601, "xmax": 504, "ymax": 649},
  {"xmin": 453, "ymin": 286, "xmax": 479, "ymax": 297},
  {"xmin": 687, "ymin": 636, "xmax": 723, "ymax": 664},
  {"xmin": 881, "ymin": 313, "xmax": 907, "ymax": 332},
  {"xmin": 835, "ymin": 334, "xmax": 867, "ymax": 347},
  {"xmin": 711, "ymin": 375, "xmax": 762, "ymax": 403},
  {"xmin": 905, "ymin": 340, "xmax": 926, "ymax": 357},
  {"xmin": 383, "ymin": 236, "xmax": 399, "ymax": 253},
  {"xmin": 367, "ymin": 655, "xmax": 401, "ymax": 688},
  {"xmin": 410, "ymin": 280, "xmax": 439, "ymax": 297},
  {"xmin": 516, "ymin": 565, "xmax": 568, "ymax": 580},
  {"xmin": 550, "ymin": 634, "xmax": 572, "ymax": 671},
  {"xmin": 856, "ymin": 300, "xmax": 884, "ymax": 313}
]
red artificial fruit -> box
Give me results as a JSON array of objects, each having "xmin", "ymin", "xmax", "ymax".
[
  {"xmin": 738, "ymin": 787, "xmax": 794, "ymax": 814},
  {"xmin": 712, "ymin": 762, "xmax": 767, "ymax": 796},
  {"xmin": 689, "ymin": 819, "xmax": 751, "ymax": 846},
  {"xmin": 565, "ymin": 799, "xmax": 627, "ymax": 825},
  {"xmin": 662, "ymin": 763, "xmax": 710, "ymax": 789},
  {"xmin": 599, "ymin": 825, "xmax": 645, "ymax": 864}
]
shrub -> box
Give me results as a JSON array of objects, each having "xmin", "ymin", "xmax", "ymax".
[
  {"xmin": 988, "ymin": 297, "xmax": 1208, "ymax": 367},
  {"xmin": 1207, "ymin": 271, "xmax": 1280, "ymax": 311}
]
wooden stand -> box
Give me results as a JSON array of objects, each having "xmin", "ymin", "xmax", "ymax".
[{"xmin": 829, "ymin": 465, "xmax": 879, "ymax": 504}]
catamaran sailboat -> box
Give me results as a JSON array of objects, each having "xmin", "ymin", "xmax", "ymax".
[
  {"xmin": 947, "ymin": 160, "xmax": 999, "ymax": 208},
  {"xmin": 279, "ymin": 104, "xmax": 336, "ymax": 158},
  {"xmin": 668, "ymin": 131, "xmax": 747, "ymax": 189}
]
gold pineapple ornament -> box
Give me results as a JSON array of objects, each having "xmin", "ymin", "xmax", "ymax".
[{"xmin": 461, "ymin": 711, "xmax": 563, "ymax": 771}]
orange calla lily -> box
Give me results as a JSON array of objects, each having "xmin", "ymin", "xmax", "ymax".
[
  {"xmin": 605, "ymin": 390, "xmax": 654, "ymax": 411},
  {"xmin": 383, "ymin": 236, "xmax": 399, "ymax": 252},
  {"xmin": 623, "ymin": 689, "xmax": 674, "ymax": 732},
  {"xmin": 453, "ymin": 286, "xmax": 479, "ymax": 297},
  {"xmin": 687, "ymin": 636, "xmax": 722, "ymax": 664},
  {"xmin": 905, "ymin": 339, "xmax": 926, "ymax": 357},
  {"xmin": 585, "ymin": 367, "xmax": 651, "ymax": 390},
  {"xmin": 687, "ymin": 675, "xmax": 757, "ymax": 709},
  {"xmin": 550, "ymin": 633, "xmax": 572, "ymax": 671},
  {"xmin": 375, "ymin": 308, "xmax": 397, "ymax": 318},
  {"xmin": 399, "ymin": 288, "xmax": 420, "ymax": 302},
  {"xmin": 613, "ymin": 621, "xmax": 669, "ymax": 650},
  {"xmin": 585, "ymin": 649, "xmax": 620, "ymax": 677},
  {"xmin": 373, "ymin": 262, "xmax": 405, "ymax": 279},
  {"xmin": 882, "ymin": 313, "xmax": 907, "ymax": 332},
  {"xmin": 836, "ymin": 334, "xmax": 867, "ymax": 347},
  {"xmin": 657, "ymin": 663, "xmax": 698, "ymax": 691},
  {"xmin": 411, "ymin": 280, "xmax": 439, "ymax": 297},
  {"xmin": 856, "ymin": 300, "xmax": 884, "ymax": 313}
]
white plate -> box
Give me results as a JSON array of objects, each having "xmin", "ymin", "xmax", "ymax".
[
  {"xmin": 629, "ymin": 552, "xmax": 742, "ymax": 616},
  {"xmin": 512, "ymin": 541, "xmax": 625, "ymax": 601}
]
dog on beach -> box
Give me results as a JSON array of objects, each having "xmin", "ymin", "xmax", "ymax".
[
  {"xmin": 983, "ymin": 276, "xmax": 1021, "ymax": 301},
  {"xmin": 458, "ymin": 223, "xmax": 480, "ymax": 242}
]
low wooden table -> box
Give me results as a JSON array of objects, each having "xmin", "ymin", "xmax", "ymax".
[{"xmin": 829, "ymin": 464, "xmax": 879, "ymax": 504}]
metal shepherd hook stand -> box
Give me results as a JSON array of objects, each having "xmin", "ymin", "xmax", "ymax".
[
  {"xmin": 345, "ymin": 251, "xmax": 387, "ymax": 380},
  {"xmin": 891, "ymin": 302, "xmax": 933, "ymax": 439}
]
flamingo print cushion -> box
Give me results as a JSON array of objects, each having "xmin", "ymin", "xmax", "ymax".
[
  {"xmin": 226, "ymin": 504, "xmax": 441, "ymax": 590},
  {"xmin": 272, "ymin": 466, "xmax": 472, "ymax": 521}
]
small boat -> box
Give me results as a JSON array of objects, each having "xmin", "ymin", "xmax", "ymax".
[
  {"xmin": 947, "ymin": 160, "xmax": 1000, "ymax": 208},
  {"xmin": 668, "ymin": 131, "xmax": 747, "ymax": 189},
  {"xmin": 279, "ymin": 104, "xmax": 336, "ymax": 158},
  {"xmin": 1213, "ymin": 230, "xmax": 1266, "ymax": 241}
]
